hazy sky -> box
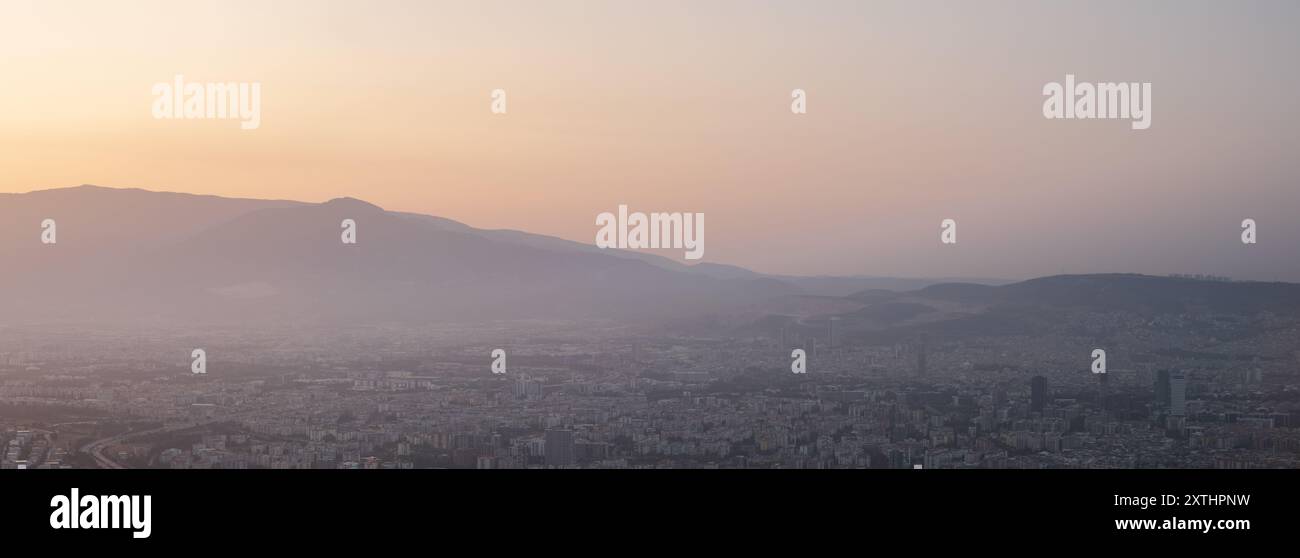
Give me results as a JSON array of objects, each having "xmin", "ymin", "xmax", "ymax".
[{"xmin": 2, "ymin": 0, "xmax": 1298, "ymax": 280}]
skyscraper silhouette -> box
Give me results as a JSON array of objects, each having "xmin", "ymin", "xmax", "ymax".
[
  {"xmin": 916, "ymin": 333, "xmax": 928, "ymax": 376},
  {"xmin": 1155, "ymin": 369, "xmax": 1172, "ymax": 409},
  {"xmin": 1170, "ymin": 371, "xmax": 1187, "ymax": 417}
]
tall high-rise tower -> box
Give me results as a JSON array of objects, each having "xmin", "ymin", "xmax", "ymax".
[
  {"xmin": 1169, "ymin": 371, "xmax": 1187, "ymax": 417},
  {"xmin": 1155, "ymin": 369, "xmax": 1172, "ymax": 409},
  {"xmin": 916, "ymin": 333, "xmax": 928, "ymax": 376},
  {"xmin": 1030, "ymin": 375, "xmax": 1047, "ymax": 413}
]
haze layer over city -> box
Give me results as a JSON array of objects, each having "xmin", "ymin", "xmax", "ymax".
[{"xmin": 3, "ymin": 186, "xmax": 1300, "ymax": 470}]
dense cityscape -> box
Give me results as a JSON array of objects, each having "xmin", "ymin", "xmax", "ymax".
[{"xmin": 5, "ymin": 307, "xmax": 1299, "ymax": 470}]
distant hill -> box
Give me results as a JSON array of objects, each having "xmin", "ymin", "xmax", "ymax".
[
  {"xmin": 912, "ymin": 274, "xmax": 1300, "ymax": 314},
  {"xmin": 14, "ymin": 186, "xmax": 1252, "ymax": 332},
  {"xmin": 0, "ymin": 186, "xmax": 795, "ymax": 325},
  {"xmin": 747, "ymin": 273, "xmax": 1300, "ymax": 346}
]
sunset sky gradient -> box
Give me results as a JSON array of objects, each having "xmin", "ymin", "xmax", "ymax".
[{"xmin": 2, "ymin": 0, "xmax": 1298, "ymax": 280}]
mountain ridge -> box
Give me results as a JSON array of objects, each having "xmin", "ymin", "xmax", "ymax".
[
  {"xmin": 9, "ymin": 185, "xmax": 1273, "ymax": 333},
  {"xmin": 1, "ymin": 185, "xmax": 797, "ymax": 326}
]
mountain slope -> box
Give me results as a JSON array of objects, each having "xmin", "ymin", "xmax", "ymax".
[{"xmin": 0, "ymin": 186, "xmax": 793, "ymax": 325}]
